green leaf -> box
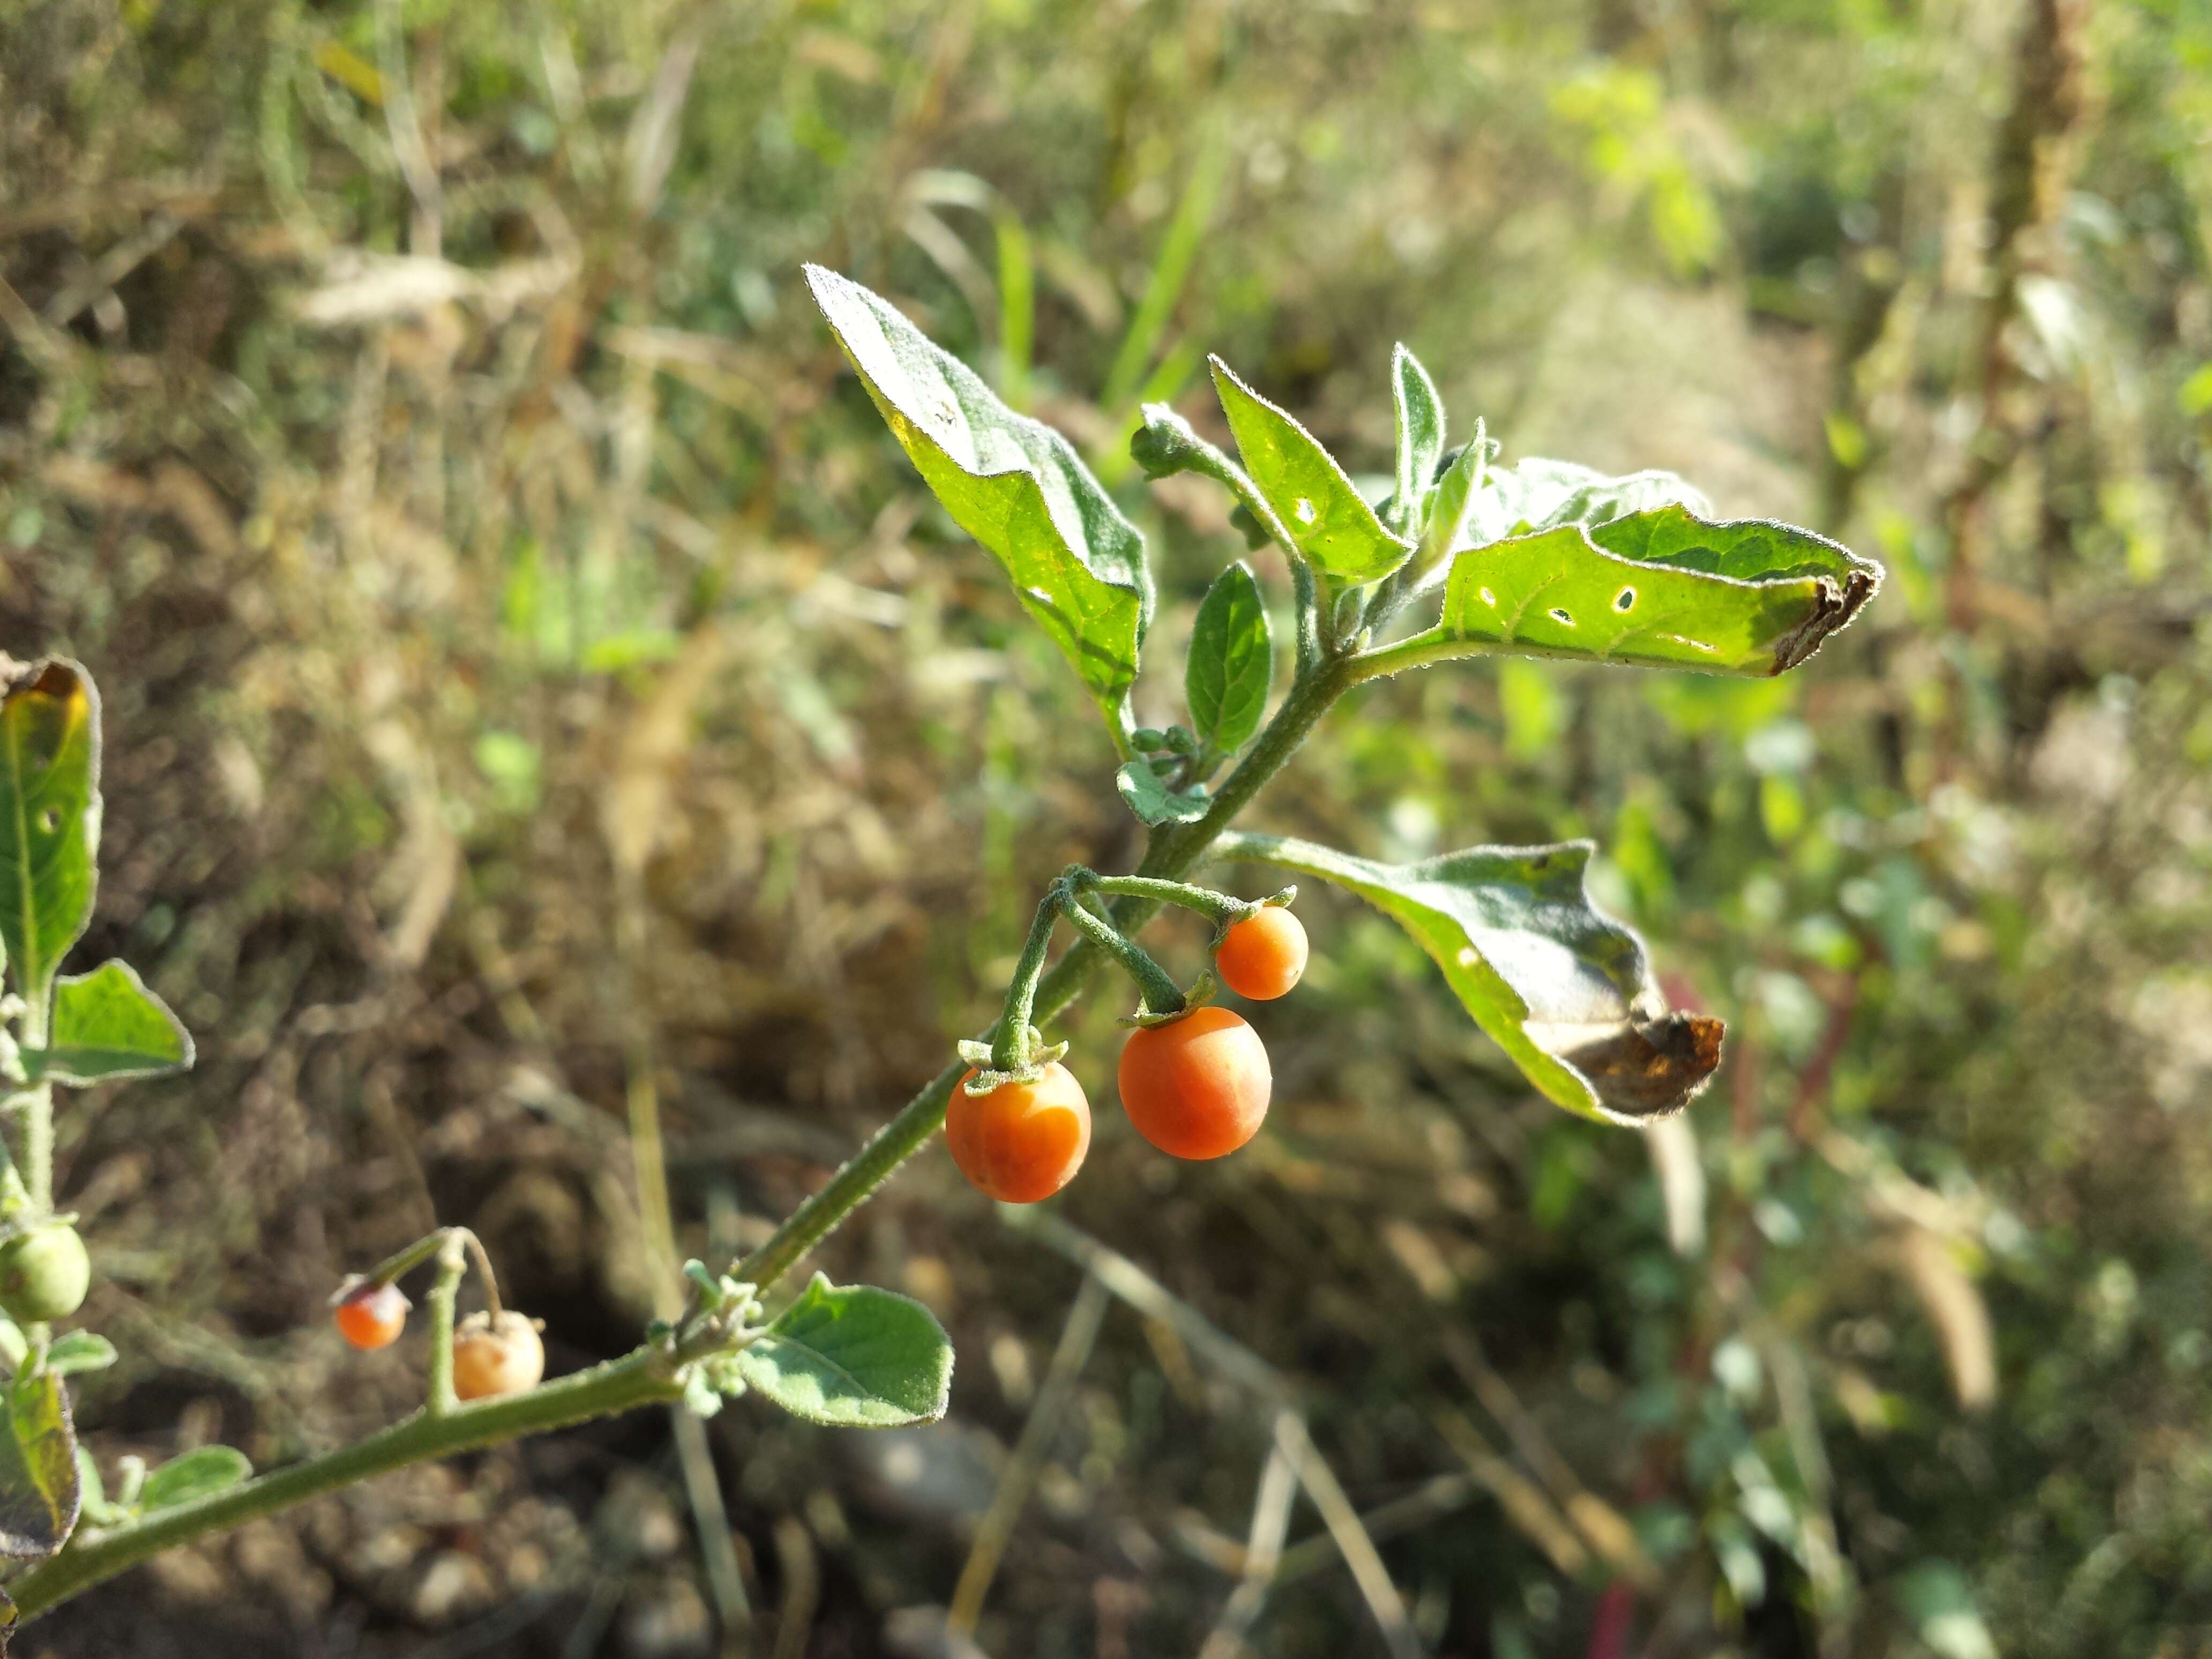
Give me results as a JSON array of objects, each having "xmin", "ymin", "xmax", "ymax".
[
  {"xmin": 1214, "ymin": 832, "xmax": 1723, "ymax": 1124},
  {"xmin": 139, "ymin": 1445, "xmax": 252, "ymax": 1513},
  {"xmin": 42, "ymin": 1333, "xmax": 115, "ymax": 1379},
  {"xmin": 1404, "ymin": 499, "xmax": 1879, "ymax": 678},
  {"xmin": 1413, "ymin": 427, "xmax": 1494, "ymax": 587},
  {"xmin": 1208, "ymin": 357, "xmax": 1413, "ymax": 585},
  {"xmin": 73, "ymin": 1447, "xmax": 125, "ymax": 1527},
  {"xmin": 1390, "ymin": 345, "xmax": 1446, "ymax": 535},
  {"xmin": 0, "ymin": 660, "xmax": 101, "ymax": 1007},
  {"xmin": 1892, "ymin": 1563, "xmax": 1998, "ymax": 1659},
  {"xmin": 735, "ymin": 1273, "xmax": 952, "ymax": 1429},
  {"xmin": 805, "ymin": 266, "xmax": 1153, "ymax": 728},
  {"xmin": 23, "ymin": 961, "xmax": 192, "ymax": 1085},
  {"xmin": 1185, "ymin": 563, "xmax": 1273, "ymax": 757},
  {"xmin": 0, "ymin": 1369, "xmax": 79, "ymax": 1559},
  {"xmin": 1116, "ymin": 761, "xmax": 1210, "ymax": 828},
  {"xmin": 1458, "ymin": 457, "xmax": 1713, "ymax": 551}
]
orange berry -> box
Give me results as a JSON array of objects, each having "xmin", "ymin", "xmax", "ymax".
[
  {"xmin": 1117, "ymin": 1005, "xmax": 1271, "ymax": 1160},
  {"xmin": 945, "ymin": 1063, "xmax": 1092, "ymax": 1203},
  {"xmin": 452, "ymin": 1310, "xmax": 545, "ymax": 1401},
  {"xmin": 1215, "ymin": 907, "xmax": 1308, "ymax": 1002},
  {"xmin": 334, "ymin": 1281, "xmax": 409, "ymax": 1351}
]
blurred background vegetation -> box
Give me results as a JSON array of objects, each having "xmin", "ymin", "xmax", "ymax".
[{"xmin": 3, "ymin": 0, "xmax": 2210, "ymax": 1654}]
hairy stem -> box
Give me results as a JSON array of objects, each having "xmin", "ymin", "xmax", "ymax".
[
  {"xmin": 18, "ymin": 990, "xmax": 49, "ymax": 1214},
  {"xmin": 13, "ymin": 647, "xmax": 1356, "ymax": 1626},
  {"xmin": 990, "ymin": 888, "xmax": 1065, "ymax": 1073},
  {"xmin": 8, "ymin": 1347, "xmax": 689, "ymax": 1618},
  {"xmin": 423, "ymin": 1231, "xmax": 468, "ymax": 1415},
  {"xmin": 1055, "ymin": 893, "xmax": 1185, "ymax": 1015},
  {"xmin": 733, "ymin": 656, "xmax": 1354, "ymax": 1292}
]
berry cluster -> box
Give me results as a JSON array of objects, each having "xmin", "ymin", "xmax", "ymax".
[{"xmin": 947, "ymin": 906, "xmax": 1309, "ymax": 1202}]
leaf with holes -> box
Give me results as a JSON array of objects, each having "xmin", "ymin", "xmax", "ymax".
[
  {"xmin": 22, "ymin": 961, "xmax": 193, "ymax": 1085},
  {"xmin": 736, "ymin": 1274, "xmax": 953, "ymax": 1429},
  {"xmin": 1394, "ymin": 492, "xmax": 1880, "ymax": 677},
  {"xmin": 1214, "ymin": 832, "xmax": 1722, "ymax": 1124},
  {"xmin": 0, "ymin": 661, "xmax": 100, "ymax": 1008},
  {"xmin": 1389, "ymin": 345, "xmax": 1446, "ymax": 536},
  {"xmin": 1209, "ymin": 358, "xmax": 1413, "ymax": 585},
  {"xmin": 0, "ymin": 1370, "xmax": 79, "ymax": 1560},
  {"xmin": 806, "ymin": 266, "xmax": 1153, "ymax": 731},
  {"xmin": 1185, "ymin": 563, "xmax": 1273, "ymax": 757}
]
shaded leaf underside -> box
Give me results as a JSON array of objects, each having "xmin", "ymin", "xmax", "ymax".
[
  {"xmin": 805, "ymin": 265, "xmax": 1152, "ymax": 721},
  {"xmin": 1214, "ymin": 832, "xmax": 1722, "ymax": 1123}
]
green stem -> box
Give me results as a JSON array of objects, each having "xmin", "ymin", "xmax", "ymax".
[
  {"xmin": 423, "ymin": 1231, "xmax": 467, "ymax": 1415},
  {"xmin": 8, "ymin": 1346, "xmax": 690, "ymax": 1619},
  {"xmin": 733, "ymin": 656, "xmax": 1354, "ymax": 1293},
  {"xmin": 18, "ymin": 989, "xmax": 49, "ymax": 1214},
  {"xmin": 990, "ymin": 889, "xmax": 1064, "ymax": 1073},
  {"xmin": 1072, "ymin": 871, "xmax": 1249, "ymax": 925},
  {"xmin": 19, "ymin": 1082, "xmax": 49, "ymax": 1214},
  {"xmin": 1291, "ymin": 558, "xmax": 1321, "ymax": 678},
  {"xmin": 1056, "ymin": 896, "xmax": 1185, "ymax": 1017}
]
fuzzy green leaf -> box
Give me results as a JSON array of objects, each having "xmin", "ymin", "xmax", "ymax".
[
  {"xmin": 1116, "ymin": 761, "xmax": 1210, "ymax": 827},
  {"xmin": 0, "ymin": 1370, "xmax": 79, "ymax": 1560},
  {"xmin": 1209, "ymin": 357, "xmax": 1413, "ymax": 584},
  {"xmin": 0, "ymin": 661, "xmax": 101, "ymax": 1007},
  {"xmin": 1456, "ymin": 457, "xmax": 1714, "ymax": 550},
  {"xmin": 23, "ymin": 961, "xmax": 193, "ymax": 1085},
  {"xmin": 805, "ymin": 265, "xmax": 1153, "ymax": 728},
  {"xmin": 1185, "ymin": 563, "xmax": 1273, "ymax": 756},
  {"xmin": 1390, "ymin": 345, "xmax": 1446, "ymax": 535},
  {"xmin": 1399, "ymin": 479, "xmax": 1880, "ymax": 676},
  {"xmin": 736, "ymin": 1273, "xmax": 952, "ymax": 1429},
  {"xmin": 1215, "ymin": 832, "xmax": 1723, "ymax": 1124},
  {"xmin": 42, "ymin": 1333, "xmax": 115, "ymax": 1379},
  {"xmin": 139, "ymin": 1446, "xmax": 252, "ymax": 1513}
]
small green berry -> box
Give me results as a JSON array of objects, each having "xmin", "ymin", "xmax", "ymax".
[{"xmin": 0, "ymin": 1223, "xmax": 91, "ymax": 1323}]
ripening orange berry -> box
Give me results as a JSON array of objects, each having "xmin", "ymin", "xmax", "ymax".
[
  {"xmin": 1117, "ymin": 1005, "xmax": 1271, "ymax": 1160},
  {"xmin": 945, "ymin": 1063, "xmax": 1092, "ymax": 1203},
  {"xmin": 452, "ymin": 1310, "xmax": 546, "ymax": 1401},
  {"xmin": 1214, "ymin": 907, "xmax": 1308, "ymax": 1002},
  {"xmin": 334, "ymin": 1281, "xmax": 410, "ymax": 1351}
]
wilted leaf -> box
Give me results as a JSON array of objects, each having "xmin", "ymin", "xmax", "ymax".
[
  {"xmin": 1214, "ymin": 832, "xmax": 1722, "ymax": 1123},
  {"xmin": 1209, "ymin": 357, "xmax": 1413, "ymax": 585},
  {"xmin": 805, "ymin": 265, "xmax": 1153, "ymax": 728},
  {"xmin": 1184, "ymin": 562, "xmax": 1273, "ymax": 756},
  {"xmin": 0, "ymin": 660, "xmax": 101, "ymax": 1005},
  {"xmin": 22, "ymin": 961, "xmax": 192, "ymax": 1085},
  {"xmin": 139, "ymin": 1446, "xmax": 252, "ymax": 1512},
  {"xmin": 736, "ymin": 1273, "xmax": 953, "ymax": 1428},
  {"xmin": 0, "ymin": 1371, "xmax": 79, "ymax": 1559}
]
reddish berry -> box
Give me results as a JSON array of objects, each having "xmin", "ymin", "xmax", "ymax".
[
  {"xmin": 452, "ymin": 1310, "xmax": 545, "ymax": 1401},
  {"xmin": 1215, "ymin": 908, "xmax": 1308, "ymax": 1002},
  {"xmin": 945, "ymin": 1064, "xmax": 1092, "ymax": 1203},
  {"xmin": 334, "ymin": 1281, "xmax": 409, "ymax": 1351},
  {"xmin": 1117, "ymin": 1005, "xmax": 1272, "ymax": 1160}
]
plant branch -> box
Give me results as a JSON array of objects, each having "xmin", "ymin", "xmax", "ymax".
[
  {"xmin": 732, "ymin": 656, "xmax": 1354, "ymax": 1293},
  {"xmin": 8, "ymin": 1345, "xmax": 693, "ymax": 1618},
  {"xmin": 423, "ymin": 1231, "xmax": 468, "ymax": 1415}
]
